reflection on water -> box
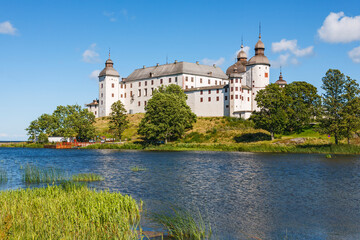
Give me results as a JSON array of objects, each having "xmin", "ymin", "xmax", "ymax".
[{"xmin": 1, "ymin": 148, "xmax": 360, "ymax": 239}]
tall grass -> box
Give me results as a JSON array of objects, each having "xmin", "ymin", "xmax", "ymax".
[
  {"xmin": 24, "ymin": 164, "xmax": 67, "ymax": 183},
  {"xmin": 72, "ymin": 173, "xmax": 104, "ymax": 181},
  {"xmin": 0, "ymin": 168, "xmax": 7, "ymax": 183},
  {"xmin": 0, "ymin": 184, "xmax": 142, "ymax": 239},
  {"xmin": 152, "ymin": 207, "xmax": 212, "ymax": 240},
  {"xmin": 131, "ymin": 166, "xmax": 147, "ymax": 172}
]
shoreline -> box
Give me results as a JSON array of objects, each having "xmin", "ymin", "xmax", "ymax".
[{"xmin": 2, "ymin": 142, "xmax": 360, "ymax": 155}]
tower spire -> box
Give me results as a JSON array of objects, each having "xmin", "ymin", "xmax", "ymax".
[
  {"xmin": 241, "ymin": 35, "xmax": 243, "ymax": 48},
  {"xmin": 108, "ymin": 48, "xmax": 111, "ymax": 59}
]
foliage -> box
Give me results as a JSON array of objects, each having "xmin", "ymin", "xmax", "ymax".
[
  {"xmin": 151, "ymin": 206, "xmax": 212, "ymax": 240},
  {"xmin": 234, "ymin": 132, "xmax": 271, "ymax": 143},
  {"xmin": 138, "ymin": 84, "xmax": 196, "ymax": 143},
  {"xmin": 72, "ymin": 173, "xmax": 104, "ymax": 181},
  {"xmin": 319, "ymin": 69, "xmax": 360, "ymax": 144},
  {"xmin": 0, "ymin": 184, "xmax": 141, "ymax": 239},
  {"xmin": 130, "ymin": 166, "xmax": 147, "ymax": 172},
  {"xmin": 109, "ymin": 100, "xmax": 129, "ymax": 141},
  {"xmin": 250, "ymin": 84, "xmax": 290, "ymax": 140},
  {"xmin": 26, "ymin": 105, "xmax": 96, "ymax": 142},
  {"xmin": 24, "ymin": 164, "xmax": 67, "ymax": 183},
  {"xmin": 284, "ymin": 81, "xmax": 321, "ymax": 133}
]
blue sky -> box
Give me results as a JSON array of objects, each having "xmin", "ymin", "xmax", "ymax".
[{"xmin": 1, "ymin": 0, "xmax": 360, "ymax": 140}]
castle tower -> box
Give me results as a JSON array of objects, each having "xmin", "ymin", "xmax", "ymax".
[
  {"xmin": 98, "ymin": 54, "xmax": 120, "ymax": 117},
  {"xmin": 275, "ymin": 70, "xmax": 287, "ymax": 88},
  {"xmin": 246, "ymin": 32, "xmax": 270, "ymax": 111}
]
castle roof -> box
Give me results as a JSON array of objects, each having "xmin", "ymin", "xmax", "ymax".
[
  {"xmin": 126, "ymin": 61, "xmax": 228, "ymax": 81},
  {"xmin": 226, "ymin": 61, "xmax": 247, "ymax": 75},
  {"xmin": 275, "ymin": 72, "xmax": 287, "ymax": 85},
  {"xmin": 85, "ymin": 99, "xmax": 99, "ymax": 106},
  {"xmin": 99, "ymin": 58, "xmax": 120, "ymax": 77},
  {"xmin": 247, "ymin": 35, "xmax": 270, "ymax": 66}
]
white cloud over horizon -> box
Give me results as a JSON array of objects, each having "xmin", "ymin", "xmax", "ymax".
[
  {"xmin": 201, "ymin": 57, "xmax": 225, "ymax": 66},
  {"xmin": 348, "ymin": 46, "xmax": 360, "ymax": 63},
  {"xmin": 82, "ymin": 43, "xmax": 100, "ymax": 63},
  {"xmin": 89, "ymin": 69, "xmax": 101, "ymax": 79},
  {"xmin": 271, "ymin": 39, "xmax": 314, "ymax": 68},
  {"xmin": 318, "ymin": 12, "xmax": 360, "ymax": 43},
  {"xmin": 0, "ymin": 21, "xmax": 17, "ymax": 35}
]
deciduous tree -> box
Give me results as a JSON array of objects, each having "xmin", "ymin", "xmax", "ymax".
[{"xmin": 109, "ymin": 101, "xmax": 129, "ymax": 142}]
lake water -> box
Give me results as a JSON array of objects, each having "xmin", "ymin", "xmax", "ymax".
[{"xmin": 0, "ymin": 148, "xmax": 360, "ymax": 239}]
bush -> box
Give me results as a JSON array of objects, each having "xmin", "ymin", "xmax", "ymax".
[{"xmin": 234, "ymin": 132, "xmax": 271, "ymax": 143}]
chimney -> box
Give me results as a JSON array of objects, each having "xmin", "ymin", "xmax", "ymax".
[
  {"xmin": 143, "ymin": 65, "xmax": 146, "ymax": 69},
  {"xmin": 174, "ymin": 60, "xmax": 177, "ymax": 64},
  {"xmin": 196, "ymin": 61, "xmax": 199, "ymax": 64},
  {"xmin": 156, "ymin": 63, "xmax": 159, "ymax": 67}
]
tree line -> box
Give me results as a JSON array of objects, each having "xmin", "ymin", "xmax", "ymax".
[{"xmin": 251, "ymin": 69, "xmax": 360, "ymax": 144}]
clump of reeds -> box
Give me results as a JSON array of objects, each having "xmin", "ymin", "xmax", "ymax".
[
  {"xmin": 72, "ymin": 173, "xmax": 104, "ymax": 182},
  {"xmin": 326, "ymin": 154, "xmax": 332, "ymax": 158},
  {"xmin": 23, "ymin": 164, "xmax": 67, "ymax": 183},
  {"xmin": 131, "ymin": 166, "xmax": 147, "ymax": 172},
  {"xmin": 0, "ymin": 184, "xmax": 142, "ymax": 239},
  {"xmin": 0, "ymin": 168, "xmax": 8, "ymax": 183},
  {"xmin": 151, "ymin": 207, "xmax": 212, "ymax": 240}
]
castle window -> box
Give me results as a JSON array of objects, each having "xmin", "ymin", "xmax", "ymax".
[
  {"xmin": 112, "ymin": 93, "xmax": 114, "ymax": 97},
  {"xmin": 130, "ymin": 83, "xmax": 132, "ymax": 88},
  {"xmin": 101, "ymin": 100, "xmax": 103, "ymax": 105},
  {"xmin": 200, "ymin": 78, "xmax": 203, "ymax": 83},
  {"xmin": 138, "ymin": 101, "xmax": 141, "ymax": 106},
  {"xmin": 121, "ymin": 94, "xmax": 123, "ymax": 98},
  {"xmin": 231, "ymin": 95, "xmax": 233, "ymax": 100},
  {"xmin": 216, "ymin": 96, "xmax": 219, "ymax": 101},
  {"xmin": 169, "ymin": 78, "xmax": 171, "ymax": 83},
  {"xmin": 124, "ymin": 85, "xmax": 126, "ymax": 89},
  {"xmin": 265, "ymin": 73, "xmax": 268, "ymax": 78},
  {"xmin": 235, "ymin": 79, "xmax": 238, "ymax": 83},
  {"xmin": 101, "ymin": 93, "xmax": 103, "ymax": 97},
  {"xmin": 208, "ymin": 97, "xmax": 211, "ymax": 102},
  {"xmin": 138, "ymin": 89, "xmax": 141, "ymax": 97},
  {"xmin": 151, "ymin": 80, "xmax": 154, "ymax": 85},
  {"xmin": 216, "ymin": 89, "xmax": 219, "ymax": 94},
  {"xmin": 225, "ymin": 88, "xmax": 228, "ymax": 93},
  {"xmin": 186, "ymin": 77, "xmax": 188, "ymax": 82},
  {"xmin": 235, "ymin": 95, "xmax": 238, "ymax": 99},
  {"xmin": 144, "ymin": 89, "xmax": 147, "ymax": 96},
  {"xmin": 208, "ymin": 90, "xmax": 211, "ymax": 94},
  {"xmin": 145, "ymin": 81, "xmax": 147, "ymax": 86},
  {"xmin": 226, "ymin": 105, "xmax": 229, "ymax": 108},
  {"xmin": 112, "ymin": 83, "xmax": 114, "ymax": 88},
  {"xmin": 125, "ymin": 93, "xmax": 126, "ymax": 98},
  {"xmin": 231, "ymin": 87, "xmax": 233, "ymax": 92},
  {"xmin": 253, "ymin": 85, "xmax": 254, "ymax": 87},
  {"xmin": 95, "ymin": 111, "xmax": 97, "ymax": 115},
  {"xmin": 151, "ymin": 88, "xmax": 154, "ymax": 95},
  {"xmin": 200, "ymin": 90, "xmax": 203, "ymax": 95},
  {"xmin": 130, "ymin": 91, "xmax": 133, "ymax": 96},
  {"xmin": 144, "ymin": 101, "xmax": 147, "ymax": 106},
  {"xmin": 101, "ymin": 84, "xmax": 103, "ymax": 88},
  {"xmin": 248, "ymin": 97, "xmax": 250, "ymax": 101},
  {"xmin": 139, "ymin": 82, "xmax": 141, "ymax": 87},
  {"xmin": 231, "ymin": 79, "xmax": 233, "ymax": 84},
  {"xmin": 225, "ymin": 96, "xmax": 228, "ymax": 100},
  {"xmin": 235, "ymin": 87, "xmax": 238, "ymax": 91},
  {"xmin": 242, "ymin": 96, "xmax": 244, "ymax": 100},
  {"xmin": 215, "ymin": 80, "xmax": 217, "ymax": 85},
  {"xmin": 248, "ymin": 90, "xmax": 249, "ymax": 94},
  {"xmin": 175, "ymin": 77, "xmax": 178, "ymax": 82},
  {"xmin": 121, "ymin": 84, "xmax": 123, "ymax": 89},
  {"xmin": 240, "ymin": 79, "xmax": 241, "ymax": 83},
  {"xmin": 208, "ymin": 79, "xmax": 210, "ymax": 84},
  {"xmin": 200, "ymin": 97, "xmax": 203, "ymax": 102},
  {"xmin": 160, "ymin": 79, "xmax": 163, "ymax": 84},
  {"xmin": 191, "ymin": 86, "xmax": 194, "ymax": 88},
  {"xmin": 191, "ymin": 77, "xmax": 194, "ymax": 82}
]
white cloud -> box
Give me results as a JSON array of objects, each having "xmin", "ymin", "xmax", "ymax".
[
  {"xmin": 201, "ymin": 57, "xmax": 225, "ymax": 66},
  {"xmin": 348, "ymin": 46, "xmax": 360, "ymax": 63},
  {"xmin": 270, "ymin": 54, "xmax": 290, "ymax": 68},
  {"xmin": 82, "ymin": 43, "xmax": 100, "ymax": 63},
  {"xmin": 235, "ymin": 46, "xmax": 250, "ymax": 58},
  {"xmin": 318, "ymin": 12, "xmax": 360, "ymax": 43},
  {"xmin": 103, "ymin": 9, "xmax": 135, "ymax": 22},
  {"xmin": 272, "ymin": 39, "xmax": 314, "ymax": 57},
  {"xmin": 0, "ymin": 21, "xmax": 17, "ymax": 35},
  {"xmin": 0, "ymin": 133, "xmax": 8, "ymax": 137},
  {"xmin": 89, "ymin": 70, "xmax": 101, "ymax": 79}
]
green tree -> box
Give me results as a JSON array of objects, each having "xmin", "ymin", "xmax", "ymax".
[
  {"xmin": 26, "ymin": 114, "xmax": 57, "ymax": 142},
  {"xmin": 250, "ymin": 83, "xmax": 289, "ymax": 140},
  {"xmin": 340, "ymin": 76, "xmax": 360, "ymax": 144},
  {"xmin": 138, "ymin": 84, "xmax": 196, "ymax": 143},
  {"xmin": 284, "ymin": 81, "xmax": 321, "ymax": 133},
  {"xmin": 319, "ymin": 69, "xmax": 347, "ymax": 144},
  {"xmin": 109, "ymin": 100, "xmax": 129, "ymax": 142}
]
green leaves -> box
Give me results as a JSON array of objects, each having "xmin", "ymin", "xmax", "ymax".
[
  {"xmin": 138, "ymin": 84, "xmax": 196, "ymax": 143},
  {"xmin": 109, "ymin": 101, "xmax": 129, "ymax": 141}
]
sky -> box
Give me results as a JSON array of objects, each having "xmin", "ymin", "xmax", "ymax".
[{"xmin": 1, "ymin": 0, "xmax": 360, "ymax": 141}]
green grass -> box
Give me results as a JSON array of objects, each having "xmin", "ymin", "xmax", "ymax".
[
  {"xmin": 130, "ymin": 166, "xmax": 147, "ymax": 172},
  {"xmin": 0, "ymin": 168, "xmax": 8, "ymax": 183},
  {"xmin": 72, "ymin": 173, "xmax": 104, "ymax": 182},
  {"xmin": 151, "ymin": 207, "xmax": 212, "ymax": 240},
  {"xmin": 23, "ymin": 164, "xmax": 67, "ymax": 184},
  {"xmin": 0, "ymin": 183, "xmax": 142, "ymax": 239}
]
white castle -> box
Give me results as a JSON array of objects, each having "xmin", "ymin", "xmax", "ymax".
[{"xmin": 86, "ymin": 34, "xmax": 287, "ymax": 119}]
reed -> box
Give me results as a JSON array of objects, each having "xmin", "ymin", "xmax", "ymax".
[
  {"xmin": 0, "ymin": 184, "xmax": 142, "ymax": 239},
  {"xmin": 0, "ymin": 168, "xmax": 7, "ymax": 183},
  {"xmin": 23, "ymin": 164, "xmax": 67, "ymax": 183},
  {"xmin": 131, "ymin": 166, "xmax": 147, "ymax": 172},
  {"xmin": 72, "ymin": 173, "xmax": 104, "ymax": 182},
  {"xmin": 152, "ymin": 207, "xmax": 212, "ymax": 240}
]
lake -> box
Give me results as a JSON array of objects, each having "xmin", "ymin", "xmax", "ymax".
[{"xmin": 0, "ymin": 148, "xmax": 360, "ymax": 239}]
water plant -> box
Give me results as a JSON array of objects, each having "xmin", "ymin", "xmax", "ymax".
[
  {"xmin": 0, "ymin": 168, "xmax": 8, "ymax": 183},
  {"xmin": 326, "ymin": 154, "xmax": 332, "ymax": 158},
  {"xmin": 72, "ymin": 173, "xmax": 104, "ymax": 182},
  {"xmin": 151, "ymin": 207, "xmax": 212, "ymax": 240},
  {"xmin": 131, "ymin": 166, "xmax": 147, "ymax": 172},
  {"xmin": 23, "ymin": 164, "xmax": 67, "ymax": 183},
  {"xmin": 0, "ymin": 184, "xmax": 142, "ymax": 239}
]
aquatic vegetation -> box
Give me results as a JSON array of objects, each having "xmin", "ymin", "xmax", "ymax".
[
  {"xmin": 152, "ymin": 207, "xmax": 212, "ymax": 240},
  {"xmin": 23, "ymin": 164, "xmax": 67, "ymax": 183},
  {"xmin": 0, "ymin": 184, "xmax": 142, "ymax": 239},
  {"xmin": 131, "ymin": 166, "xmax": 147, "ymax": 172},
  {"xmin": 326, "ymin": 154, "xmax": 332, "ymax": 158},
  {"xmin": 0, "ymin": 168, "xmax": 8, "ymax": 183},
  {"xmin": 72, "ymin": 173, "xmax": 104, "ymax": 182}
]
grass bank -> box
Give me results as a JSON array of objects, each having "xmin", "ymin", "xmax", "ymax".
[{"xmin": 0, "ymin": 182, "xmax": 142, "ymax": 239}]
